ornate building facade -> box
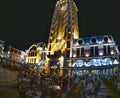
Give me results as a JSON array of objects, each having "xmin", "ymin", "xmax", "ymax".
[
  {"xmin": 71, "ymin": 35, "xmax": 119, "ymax": 75},
  {"xmin": 8, "ymin": 45, "xmax": 25, "ymax": 63},
  {"xmin": 25, "ymin": 42, "xmax": 47, "ymax": 69}
]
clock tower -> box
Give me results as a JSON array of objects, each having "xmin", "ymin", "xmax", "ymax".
[{"xmin": 47, "ymin": 0, "xmax": 79, "ymax": 75}]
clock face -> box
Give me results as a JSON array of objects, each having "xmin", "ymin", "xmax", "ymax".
[{"xmin": 60, "ymin": 4, "xmax": 67, "ymax": 11}]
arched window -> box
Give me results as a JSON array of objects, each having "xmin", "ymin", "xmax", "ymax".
[{"xmin": 30, "ymin": 46, "xmax": 36, "ymax": 51}]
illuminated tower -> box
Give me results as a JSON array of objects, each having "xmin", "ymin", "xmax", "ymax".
[{"xmin": 47, "ymin": 0, "xmax": 79, "ymax": 75}]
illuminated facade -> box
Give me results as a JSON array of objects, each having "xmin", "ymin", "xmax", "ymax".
[
  {"xmin": 25, "ymin": 42, "xmax": 47, "ymax": 69},
  {"xmin": 8, "ymin": 45, "xmax": 25, "ymax": 62},
  {"xmin": 72, "ymin": 35, "xmax": 119, "ymax": 75},
  {"xmin": 47, "ymin": 0, "xmax": 79, "ymax": 75}
]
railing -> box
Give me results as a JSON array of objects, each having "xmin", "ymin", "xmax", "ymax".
[{"xmin": 60, "ymin": 64, "xmax": 120, "ymax": 70}]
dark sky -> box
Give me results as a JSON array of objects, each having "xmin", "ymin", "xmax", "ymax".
[{"xmin": 0, "ymin": 0, "xmax": 120, "ymax": 50}]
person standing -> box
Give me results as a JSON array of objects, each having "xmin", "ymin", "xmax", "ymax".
[{"xmin": 61, "ymin": 78, "xmax": 69, "ymax": 98}]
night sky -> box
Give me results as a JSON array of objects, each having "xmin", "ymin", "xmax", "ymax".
[{"xmin": 0, "ymin": 0, "xmax": 120, "ymax": 51}]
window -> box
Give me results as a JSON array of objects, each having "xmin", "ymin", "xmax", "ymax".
[
  {"xmin": 49, "ymin": 45, "xmax": 51, "ymax": 51},
  {"xmin": 95, "ymin": 46, "xmax": 98, "ymax": 56},
  {"xmin": 103, "ymin": 46, "xmax": 107, "ymax": 56},
  {"xmin": 66, "ymin": 50, "xmax": 70, "ymax": 58},
  {"xmin": 67, "ymin": 34, "xmax": 71, "ymax": 39},
  {"xmin": 81, "ymin": 48, "xmax": 84, "ymax": 57},
  {"xmin": 90, "ymin": 47, "xmax": 94, "ymax": 57},
  {"xmin": 67, "ymin": 41, "xmax": 70, "ymax": 48},
  {"xmin": 108, "ymin": 45, "xmax": 111, "ymax": 55},
  {"xmin": 77, "ymin": 48, "xmax": 80, "ymax": 57},
  {"xmin": 35, "ymin": 51, "xmax": 37, "ymax": 56}
]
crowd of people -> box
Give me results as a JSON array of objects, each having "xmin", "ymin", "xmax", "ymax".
[
  {"xmin": 17, "ymin": 65, "xmax": 102, "ymax": 98},
  {"xmin": 61, "ymin": 74, "xmax": 101, "ymax": 98},
  {"xmin": 17, "ymin": 65, "xmax": 62, "ymax": 98}
]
